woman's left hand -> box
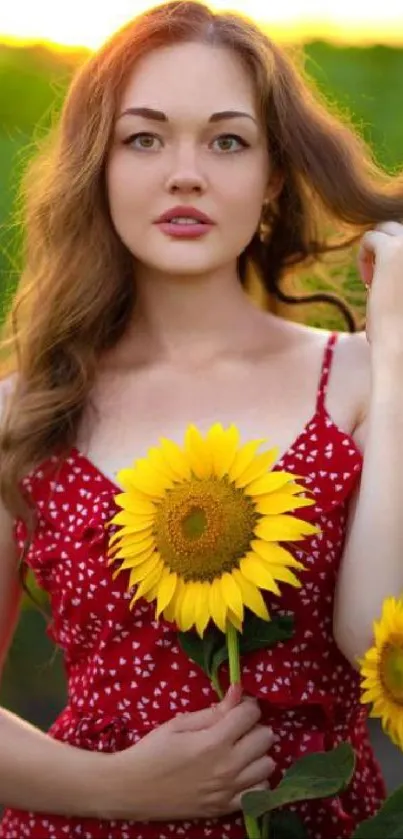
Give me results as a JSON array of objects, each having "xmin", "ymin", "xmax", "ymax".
[{"xmin": 357, "ymin": 221, "xmax": 403, "ymax": 352}]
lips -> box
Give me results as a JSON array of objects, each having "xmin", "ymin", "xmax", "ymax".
[{"xmin": 155, "ymin": 206, "xmax": 214, "ymax": 224}]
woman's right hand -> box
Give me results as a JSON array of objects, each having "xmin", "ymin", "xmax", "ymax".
[{"xmin": 108, "ymin": 684, "xmax": 277, "ymax": 822}]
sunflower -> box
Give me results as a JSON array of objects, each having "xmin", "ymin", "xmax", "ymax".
[
  {"xmin": 359, "ymin": 596, "xmax": 403, "ymax": 750},
  {"xmin": 105, "ymin": 423, "xmax": 320, "ymax": 637}
]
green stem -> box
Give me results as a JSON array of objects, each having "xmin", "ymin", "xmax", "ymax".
[
  {"xmin": 211, "ymin": 671, "xmax": 224, "ymax": 700},
  {"xmin": 226, "ymin": 620, "xmax": 241, "ymax": 685},
  {"xmin": 245, "ymin": 814, "xmax": 263, "ymax": 839},
  {"xmin": 226, "ymin": 622, "xmax": 262, "ymax": 839}
]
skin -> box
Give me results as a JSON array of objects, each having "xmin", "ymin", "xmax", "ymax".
[{"xmin": 78, "ymin": 42, "xmax": 369, "ymax": 486}]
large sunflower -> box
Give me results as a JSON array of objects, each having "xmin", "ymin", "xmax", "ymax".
[
  {"xmin": 360, "ymin": 596, "xmax": 403, "ymax": 750},
  {"xmin": 105, "ymin": 423, "xmax": 320, "ymax": 637}
]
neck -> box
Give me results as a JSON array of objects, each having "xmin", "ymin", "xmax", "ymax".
[{"xmin": 126, "ymin": 264, "xmax": 264, "ymax": 366}]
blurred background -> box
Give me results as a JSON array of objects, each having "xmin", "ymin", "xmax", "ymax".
[{"xmin": 0, "ymin": 0, "xmax": 403, "ymax": 800}]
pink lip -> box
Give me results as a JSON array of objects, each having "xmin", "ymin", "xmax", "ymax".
[
  {"xmin": 156, "ymin": 221, "xmax": 213, "ymax": 239},
  {"xmin": 155, "ymin": 206, "xmax": 214, "ymax": 224}
]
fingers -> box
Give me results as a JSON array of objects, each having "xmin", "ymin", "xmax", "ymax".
[
  {"xmin": 234, "ymin": 755, "xmax": 276, "ymax": 792},
  {"xmin": 231, "ymin": 724, "xmax": 277, "ymax": 772},
  {"xmin": 375, "ymin": 221, "xmax": 403, "ymax": 236},
  {"xmin": 228, "ymin": 780, "xmax": 271, "ymax": 813},
  {"xmin": 214, "ymin": 696, "xmax": 262, "ymax": 743},
  {"xmin": 171, "ymin": 684, "xmax": 242, "ymax": 733}
]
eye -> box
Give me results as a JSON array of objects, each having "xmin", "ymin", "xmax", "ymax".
[
  {"xmin": 212, "ymin": 134, "xmax": 250, "ymax": 152},
  {"xmin": 123, "ymin": 132, "xmax": 162, "ymax": 150}
]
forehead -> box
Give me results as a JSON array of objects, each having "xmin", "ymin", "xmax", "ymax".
[{"xmin": 119, "ymin": 42, "xmax": 257, "ymax": 118}]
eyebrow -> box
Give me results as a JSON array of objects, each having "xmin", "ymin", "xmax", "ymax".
[{"xmin": 117, "ymin": 106, "xmax": 257, "ymax": 125}]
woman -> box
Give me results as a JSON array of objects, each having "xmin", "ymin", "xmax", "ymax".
[{"xmin": 0, "ymin": 2, "xmax": 403, "ymax": 837}]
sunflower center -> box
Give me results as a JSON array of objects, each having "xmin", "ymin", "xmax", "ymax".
[
  {"xmin": 182, "ymin": 507, "xmax": 208, "ymax": 540},
  {"xmin": 153, "ymin": 476, "xmax": 258, "ymax": 582},
  {"xmin": 380, "ymin": 643, "xmax": 403, "ymax": 703}
]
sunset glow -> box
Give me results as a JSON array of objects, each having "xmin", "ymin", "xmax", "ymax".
[{"xmin": 1, "ymin": 0, "xmax": 403, "ymax": 49}]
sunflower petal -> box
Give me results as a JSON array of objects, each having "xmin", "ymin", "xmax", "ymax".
[
  {"xmin": 245, "ymin": 472, "xmax": 305, "ymax": 496},
  {"xmin": 113, "ymin": 493, "xmax": 156, "ymax": 514},
  {"xmin": 179, "ymin": 582, "xmax": 199, "ymax": 632},
  {"xmin": 227, "ymin": 608, "xmax": 243, "ymax": 633},
  {"xmin": 234, "ymin": 449, "xmax": 279, "ymax": 488},
  {"xmin": 128, "ymin": 554, "xmax": 162, "ymax": 589},
  {"xmin": 220, "ymin": 572, "xmax": 244, "ymax": 623},
  {"xmin": 159, "ymin": 438, "xmax": 192, "ymax": 481},
  {"xmin": 232, "ymin": 568, "xmax": 270, "ymax": 621},
  {"xmin": 209, "ymin": 577, "xmax": 228, "ymax": 632},
  {"xmin": 156, "ymin": 572, "xmax": 178, "ymax": 617},
  {"xmin": 240, "ymin": 554, "xmax": 281, "ymax": 596},
  {"xmin": 129, "ymin": 560, "xmax": 164, "ymax": 607},
  {"xmin": 255, "ymin": 514, "xmax": 320, "ymax": 541},
  {"xmin": 210, "ymin": 424, "xmax": 240, "ymax": 479},
  {"xmin": 184, "ymin": 424, "xmax": 213, "ymax": 478},
  {"xmin": 195, "ymin": 582, "xmax": 211, "ymax": 638},
  {"xmin": 228, "ymin": 439, "xmax": 266, "ymax": 482},
  {"xmin": 251, "ymin": 540, "xmax": 305, "ymax": 570},
  {"xmin": 255, "ymin": 493, "xmax": 315, "ymax": 515}
]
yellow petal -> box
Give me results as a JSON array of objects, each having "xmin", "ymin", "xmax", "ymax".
[
  {"xmin": 209, "ymin": 577, "xmax": 228, "ymax": 632},
  {"xmin": 255, "ymin": 493, "xmax": 315, "ymax": 515},
  {"xmin": 268, "ymin": 564, "xmax": 302, "ymax": 588},
  {"xmin": 113, "ymin": 493, "xmax": 156, "ymax": 515},
  {"xmin": 184, "ymin": 424, "xmax": 213, "ymax": 479},
  {"xmin": 156, "ymin": 572, "xmax": 178, "ymax": 618},
  {"xmin": 130, "ymin": 560, "xmax": 164, "ymax": 607},
  {"xmin": 228, "ymin": 439, "xmax": 266, "ymax": 482},
  {"xmin": 109, "ymin": 547, "xmax": 155, "ymax": 569},
  {"xmin": 251, "ymin": 540, "xmax": 305, "ymax": 570},
  {"xmin": 255, "ymin": 515, "xmax": 320, "ymax": 541},
  {"xmin": 179, "ymin": 582, "xmax": 199, "ymax": 632},
  {"xmin": 227, "ymin": 609, "xmax": 243, "ymax": 633},
  {"xmin": 234, "ymin": 449, "xmax": 279, "ymax": 488},
  {"xmin": 240, "ymin": 554, "xmax": 281, "ymax": 596},
  {"xmin": 209, "ymin": 424, "xmax": 240, "ymax": 479},
  {"xmin": 195, "ymin": 582, "xmax": 211, "ymax": 637},
  {"xmin": 159, "ymin": 438, "xmax": 192, "ymax": 481},
  {"xmin": 128, "ymin": 554, "xmax": 162, "ymax": 588},
  {"xmin": 232, "ymin": 568, "xmax": 270, "ymax": 621},
  {"xmin": 107, "ymin": 526, "xmax": 154, "ymax": 547},
  {"xmin": 108, "ymin": 533, "xmax": 155, "ymax": 558},
  {"xmin": 220, "ymin": 572, "xmax": 244, "ymax": 623},
  {"xmin": 245, "ymin": 472, "xmax": 305, "ymax": 497},
  {"xmin": 121, "ymin": 460, "xmax": 172, "ymax": 498},
  {"xmin": 107, "ymin": 509, "xmax": 154, "ymax": 530}
]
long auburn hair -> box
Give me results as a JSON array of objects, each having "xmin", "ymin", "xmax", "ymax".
[{"xmin": 1, "ymin": 0, "xmax": 403, "ymax": 597}]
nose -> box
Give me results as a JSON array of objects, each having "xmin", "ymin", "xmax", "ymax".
[{"xmin": 165, "ymin": 143, "xmax": 207, "ymax": 195}]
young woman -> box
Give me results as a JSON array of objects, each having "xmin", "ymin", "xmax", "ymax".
[{"xmin": 1, "ymin": 2, "xmax": 403, "ymax": 837}]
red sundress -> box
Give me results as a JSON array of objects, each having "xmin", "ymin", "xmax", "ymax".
[{"xmin": 0, "ymin": 331, "xmax": 386, "ymax": 839}]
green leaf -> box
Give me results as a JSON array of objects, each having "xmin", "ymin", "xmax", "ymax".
[
  {"xmin": 242, "ymin": 743, "xmax": 355, "ymax": 818},
  {"xmin": 239, "ymin": 614, "xmax": 295, "ymax": 655},
  {"xmin": 270, "ymin": 811, "xmax": 309, "ymax": 839},
  {"xmin": 352, "ymin": 785, "xmax": 403, "ymax": 838}
]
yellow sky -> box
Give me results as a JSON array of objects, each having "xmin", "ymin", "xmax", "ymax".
[{"xmin": 1, "ymin": 0, "xmax": 403, "ymax": 48}]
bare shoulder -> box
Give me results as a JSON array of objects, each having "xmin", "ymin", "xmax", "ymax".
[{"xmin": 333, "ymin": 329, "xmax": 371, "ymax": 425}]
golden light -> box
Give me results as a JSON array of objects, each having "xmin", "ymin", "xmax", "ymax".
[{"xmin": 1, "ymin": 0, "xmax": 403, "ymax": 48}]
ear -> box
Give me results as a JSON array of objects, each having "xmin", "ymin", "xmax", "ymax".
[{"xmin": 266, "ymin": 168, "xmax": 284, "ymax": 203}]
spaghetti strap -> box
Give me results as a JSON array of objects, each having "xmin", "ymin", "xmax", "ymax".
[{"xmin": 315, "ymin": 331, "xmax": 338, "ymax": 413}]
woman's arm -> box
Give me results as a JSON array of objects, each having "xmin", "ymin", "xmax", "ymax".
[
  {"xmin": 0, "ymin": 706, "xmax": 113, "ymax": 817},
  {"xmin": 333, "ymin": 336, "xmax": 403, "ymax": 667}
]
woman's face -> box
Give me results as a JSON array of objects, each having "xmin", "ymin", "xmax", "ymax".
[{"xmin": 106, "ymin": 41, "xmax": 273, "ymax": 279}]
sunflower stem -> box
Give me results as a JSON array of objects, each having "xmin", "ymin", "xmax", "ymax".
[
  {"xmin": 226, "ymin": 622, "xmax": 262, "ymax": 839},
  {"xmin": 226, "ymin": 621, "xmax": 241, "ymax": 685},
  {"xmin": 245, "ymin": 814, "xmax": 263, "ymax": 839}
]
